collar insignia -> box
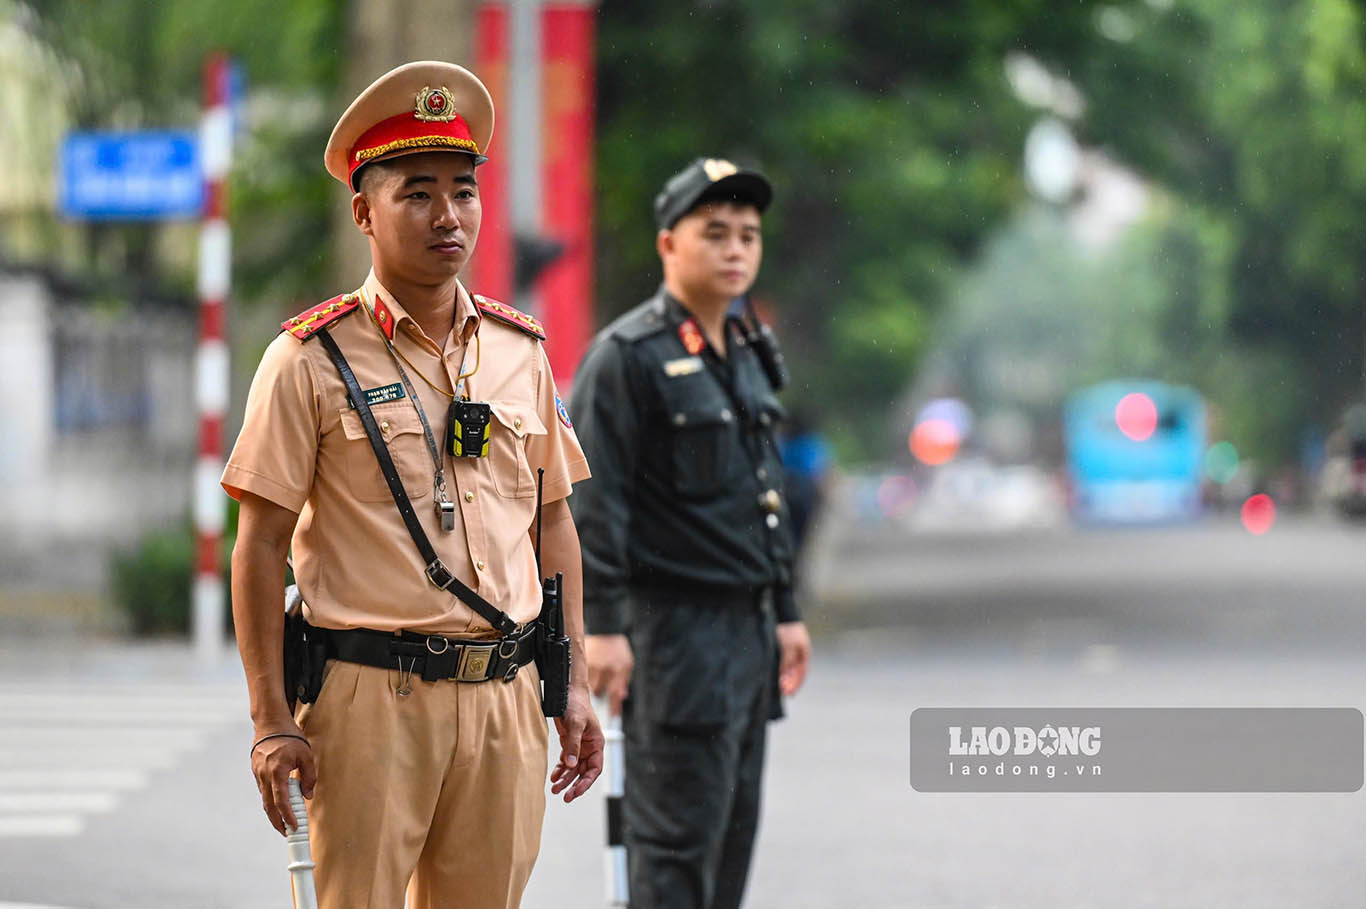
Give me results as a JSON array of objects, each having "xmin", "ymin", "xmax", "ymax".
[{"xmin": 678, "ymin": 318, "xmax": 706, "ymax": 355}]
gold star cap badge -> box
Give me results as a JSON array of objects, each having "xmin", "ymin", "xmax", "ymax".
[
  {"xmin": 654, "ymin": 156, "xmax": 773, "ymax": 229},
  {"xmin": 325, "ymin": 61, "xmax": 495, "ymax": 190}
]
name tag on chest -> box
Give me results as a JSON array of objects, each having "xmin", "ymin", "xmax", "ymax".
[
  {"xmin": 663, "ymin": 356, "xmax": 704, "ymax": 378},
  {"xmin": 349, "ymin": 382, "xmax": 406, "ymax": 408}
]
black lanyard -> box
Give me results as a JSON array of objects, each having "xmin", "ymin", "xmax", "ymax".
[
  {"xmin": 316, "ymin": 328, "xmax": 519, "ymax": 636},
  {"xmin": 358, "ymin": 289, "xmax": 475, "ymax": 529}
]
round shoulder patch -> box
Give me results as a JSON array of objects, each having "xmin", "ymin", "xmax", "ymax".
[{"xmin": 556, "ymin": 393, "xmax": 573, "ymax": 428}]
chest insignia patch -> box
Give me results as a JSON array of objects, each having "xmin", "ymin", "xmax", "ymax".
[
  {"xmin": 663, "ymin": 356, "xmax": 704, "ymax": 378},
  {"xmin": 678, "ymin": 318, "xmax": 706, "ymax": 356},
  {"xmin": 556, "ymin": 393, "xmax": 573, "ymax": 428}
]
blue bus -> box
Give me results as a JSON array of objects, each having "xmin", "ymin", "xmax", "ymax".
[{"xmin": 1063, "ymin": 381, "xmax": 1206, "ymax": 523}]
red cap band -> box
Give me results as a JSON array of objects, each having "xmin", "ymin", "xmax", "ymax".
[{"xmin": 347, "ymin": 111, "xmax": 480, "ymax": 187}]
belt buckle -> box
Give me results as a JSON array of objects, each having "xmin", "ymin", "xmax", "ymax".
[{"xmin": 456, "ymin": 644, "xmax": 495, "ymax": 681}]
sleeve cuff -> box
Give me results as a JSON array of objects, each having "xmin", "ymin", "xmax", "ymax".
[
  {"xmin": 583, "ymin": 593, "xmax": 629, "ymax": 635},
  {"xmin": 773, "ymin": 584, "xmax": 801, "ymax": 624},
  {"xmin": 220, "ymin": 463, "xmax": 307, "ymax": 513},
  {"xmin": 539, "ymin": 457, "xmax": 591, "ymax": 505}
]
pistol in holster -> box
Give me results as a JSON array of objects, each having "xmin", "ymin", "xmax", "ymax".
[
  {"xmin": 535, "ymin": 571, "xmax": 571, "ymax": 718},
  {"xmin": 283, "ymin": 584, "xmax": 327, "ymax": 711}
]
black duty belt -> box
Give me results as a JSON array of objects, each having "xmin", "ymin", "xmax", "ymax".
[{"xmin": 317, "ymin": 622, "xmax": 539, "ymax": 684}]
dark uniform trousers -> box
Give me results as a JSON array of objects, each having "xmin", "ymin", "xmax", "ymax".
[{"xmin": 622, "ymin": 585, "xmax": 776, "ymax": 909}]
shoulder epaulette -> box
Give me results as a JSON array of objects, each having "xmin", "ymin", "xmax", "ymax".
[
  {"xmin": 281, "ymin": 294, "xmax": 361, "ymax": 341},
  {"xmin": 473, "ymin": 294, "xmax": 546, "ymax": 340},
  {"xmin": 609, "ymin": 296, "xmax": 669, "ymax": 343}
]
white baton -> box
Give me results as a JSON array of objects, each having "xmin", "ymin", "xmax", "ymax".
[
  {"xmin": 603, "ymin": 710, "xmax": 628, "ymax": 907},
  {"xmin": 286, "ymin": 777, "xmax": 318, "ymax": 909}
]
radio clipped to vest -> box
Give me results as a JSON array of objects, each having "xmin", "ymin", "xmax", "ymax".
[
  {"xmin": 740, "ymin": 296, "xmax": 789, "ymax": 392},
  {"xmin": 534, "ymin": 467, "xmax": 571, "ymax": 718}
]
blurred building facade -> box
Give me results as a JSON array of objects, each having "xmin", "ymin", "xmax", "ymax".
[{"xmin": 0, "ymin": 270, "xmax": 196, "ymax": 599}]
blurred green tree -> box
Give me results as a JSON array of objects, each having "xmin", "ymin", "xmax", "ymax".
[
  {"xmin": 1073, "ymin": 0, "xmax": 1366, "ymax": 460},
  {"xmin": 595, "ymin": 0, "xmax": 1107, "ymax": 456},
  {"xmin": 21, "ymin": 0, "xmax": 343, "ymax": 305}
]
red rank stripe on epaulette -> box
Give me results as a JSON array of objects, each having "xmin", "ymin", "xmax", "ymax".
[
  {"xmin": 473, "ymin": 294, "xmax": 546, "ymax": 340},
  {"xmin": 281, "ymin": 294, "xmax": 360, "ymax": 340}
]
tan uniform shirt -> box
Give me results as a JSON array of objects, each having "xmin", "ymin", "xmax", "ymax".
[{"xmin": 222, "ymin": 271, "xmax": 590, "ymax": 634}]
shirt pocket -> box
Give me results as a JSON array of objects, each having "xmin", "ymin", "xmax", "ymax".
[
  {"xmin": 337, "ymin": 402, "xmax": 432, "ymax": 504},
  {"xmin": 488, "ymin": 401, "xmax": 547, "ymax": 498},
  {"xmin": 661, "ymin": 390, "xmax": 736, "ymax": 499}
]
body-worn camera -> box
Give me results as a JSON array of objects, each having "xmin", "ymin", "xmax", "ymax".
[
  {"xmin": 536, "ymin": 571, "xmax": 571, "ymax": 717},
  {"xmin": 447, "ymin": 399, "xmax": 492, "ymax": 458}
]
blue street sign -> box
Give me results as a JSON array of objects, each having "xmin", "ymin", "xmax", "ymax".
[{"xmin": 58, "ymin": 131, "xmax": 204, "ymax": 220}]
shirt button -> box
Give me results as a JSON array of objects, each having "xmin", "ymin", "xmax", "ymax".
[
  {"xmin": 514, "ymin": 417, "xmax": 523, "ymax": 430},
  {"xmin": 476, "ymin": 560, "xmax": 486, "ymax": 571},
  {"xmin": 380, "ymin": 420, "xmax": 391, "ymax": 433},
  {"xmin": 673, "ymin": 413, "xmax": 686, "ymax": 426},
  {"xmin": 757, "ymin": 467, "xmax": 768, "ymax": 481},
  {"xmin": 464, "ymin": 491, "xmax": 475, "ymax": 503},
  {"xmin": 720, "ymin": 408, "xmax": 733, "ymax": 422},
  {"xmin": 766, "ymin": 514, "xmax": 780, "ymax": 529}
]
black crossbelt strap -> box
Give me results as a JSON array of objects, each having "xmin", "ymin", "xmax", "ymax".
[{"xmin": 317, "ymin": 328, "xmax": 518, "ymax": 636}]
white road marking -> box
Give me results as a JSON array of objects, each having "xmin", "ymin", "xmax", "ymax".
[
  {"xmin": 0, "ymin": 747, "xmax": 186, "ymax": 769},
  {"xmin": 0, "ymin": 814, "xmax": 85, "ymax": 837},
  {"xmin": 0, "ymin": 770, "xmax": 148, "ymax": 789},
  {"xmin": 0, "ymin": 728, "xmax": 208, "ymax": 744},
  {"xmin": 0, "ymin": 680, "xmax": 245, "ymax": 844},
  {"xmin": 0, "ymin": 792, "xmax": 119, "ymax": 813},
  {"xmin": 0, "ymin": 707, "xmax": 238, "ymax": 724}
]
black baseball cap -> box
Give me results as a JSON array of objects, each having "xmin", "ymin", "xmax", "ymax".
[{"xmin": 653, "ymin": 157, "xmax": 773, "ymax": 229}]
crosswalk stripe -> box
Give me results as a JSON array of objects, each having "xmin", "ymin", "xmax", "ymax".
[
  {"xmin": 0, "ymin": 708, "xmax": 238, "ymax": 724},
  {"xmin": 0, "ymin": 695, "xmax": 243, "ymax": 709},
  {"xmin": 0, "ymin": 792, "xmax": 119, "ymax": 813},
  {"xmin": 0, "ymin": 814, "xmax": 85, "ymax": 837},
  {"xmin": 0, "ymin": 728, "xmax": 209, "ymax": 743},
  {"xmin": 0, "ymin": 682, "xmax": 246, "ymax": 846},
  {"xmin": 0, "ymin": 770, "xmax": 148, "ymax": 790},
  {"xmin": 0, "ymin": 747, "xmax": 187, "ymax": 769}
]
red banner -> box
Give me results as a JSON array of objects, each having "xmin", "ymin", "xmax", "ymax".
[
  {"xmin": 539, "ymin": 4, "xmax": 596, "ymax": 385},
  {"xmin": 473, "ymin": 3, "xmax": 512, "ymax": 304}
]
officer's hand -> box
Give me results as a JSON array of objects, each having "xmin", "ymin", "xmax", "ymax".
[
  {"xmin": 550, "ymin": 686, "xmax": 604, "ymax": 803},
  {"xmin": 585, "ymin": 633, "xmax": 633, "ymax": 716},
  {"xmin": 776, "ymin": 621, "xmax": 812, "ymax": 697},
  {"xmin": 250, "ymin": 721, "xmax": 316, "ymax": 836}
]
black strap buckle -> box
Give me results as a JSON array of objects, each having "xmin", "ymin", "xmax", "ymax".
[{"xmin": 426, "ymin": 560, "xmax": 454, "ymax": 590}]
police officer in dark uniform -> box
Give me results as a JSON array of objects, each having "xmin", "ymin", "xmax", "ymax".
[{"xmin": 569, "ymin": 158, "xmax": 812, "ymax": 908}]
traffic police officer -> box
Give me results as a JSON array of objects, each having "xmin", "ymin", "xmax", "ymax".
[
  {"xmin": 224, "ymin": 61, "xmax": 602, "ymax": 909},
  {"xmin": 569, "ymin": 158, "xmax": 813, "ymax": 908}
]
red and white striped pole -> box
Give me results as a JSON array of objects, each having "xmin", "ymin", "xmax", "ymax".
[{"xmin": 193, "ymin": 53, "xmax": 233, "ymax": 664}]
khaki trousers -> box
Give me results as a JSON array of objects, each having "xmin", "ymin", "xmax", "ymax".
[{"xmin": 295, "ymin": 658, "xmax": 548, "ymax": 909}]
